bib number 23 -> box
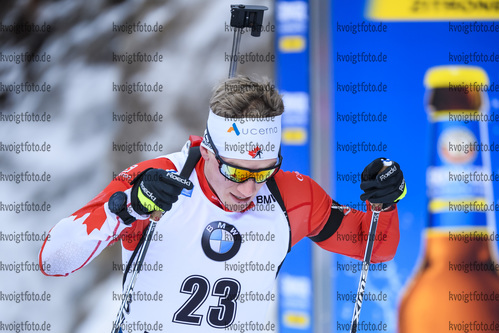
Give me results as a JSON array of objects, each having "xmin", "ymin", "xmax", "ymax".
[{"xmin": 173, "ymin": 275, "xmax": 241, "ymax": 328}]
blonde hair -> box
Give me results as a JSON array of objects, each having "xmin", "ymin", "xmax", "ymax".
[{"xmin": 209, "ymin": 75, "xmax": 284, "ymax": 118}]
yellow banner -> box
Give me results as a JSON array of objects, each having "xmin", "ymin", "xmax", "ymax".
[
  {"xmin": 282, "ymin": 128, "xmax": 308, "ymax": 145},
  {"xmin": 367, "ymin": 0, "xmax": 499, "ymax": 21}
]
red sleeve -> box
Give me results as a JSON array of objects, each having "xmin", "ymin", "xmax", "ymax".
[
  {"xmin": 274, "ymin": 170, "xmax": 400, "ymax": 263},
  {"xmin": 273, "ymin": 170, "xmax": 332, "ymax": 247},
  {"xmin": 313, "ymin": 203, "xmax": 400, "ymax": 263}
]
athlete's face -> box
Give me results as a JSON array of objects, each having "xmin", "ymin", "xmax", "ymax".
[{"xmin": 200, "ymin": 146, "xmax": 277, "ymax": 212}]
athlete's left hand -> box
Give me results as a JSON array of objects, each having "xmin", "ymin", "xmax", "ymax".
[{"xmin": 359, "ymin": 158, "xmax": 406, "ymax": 206}]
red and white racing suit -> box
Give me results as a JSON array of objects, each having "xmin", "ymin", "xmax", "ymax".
[{"xmin": 39, "ymin": 136, "xmax": 399, "ymax": 332}]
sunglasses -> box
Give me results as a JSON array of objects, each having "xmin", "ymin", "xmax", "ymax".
[{"xmin": 206, "ymin": 129, "xmax": 282, "ymax": 183}]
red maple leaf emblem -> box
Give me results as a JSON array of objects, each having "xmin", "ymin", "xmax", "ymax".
[{"xmin": 248, "ymin": 146, "xmax": 262, "ymax": 159}]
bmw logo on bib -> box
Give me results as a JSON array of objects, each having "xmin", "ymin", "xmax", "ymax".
[{"xmin": 202, "ymin": 221, "xmax": 241, "ymax": 261}]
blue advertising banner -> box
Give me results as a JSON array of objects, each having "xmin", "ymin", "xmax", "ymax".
[
  {"xmin": 275, "ymin": 1, "xmax": 314, "ymax": 332},
  {"xmin": 332, "ymin": 1, "xmax": 499, "ymax": 332}
]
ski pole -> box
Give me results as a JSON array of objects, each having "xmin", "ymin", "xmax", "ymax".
[
  {"xmin": 111, "ymin": 210, "xmax": 162, "ymax": 333},
  {"xmin": 349, "ymin": 161, "xmax": 392, "ymax": 333},
  {"xmin": 110, "ymin": 150, "xmax": 196, "ymax": 332},
  {"xmin": 349, "ymin": 203, "xmax": 382, "ymax": 333}
]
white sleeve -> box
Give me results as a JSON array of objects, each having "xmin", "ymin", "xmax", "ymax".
[{"xmin": 39, "ymin": 189, "xmax": 143, "ymax": 276}]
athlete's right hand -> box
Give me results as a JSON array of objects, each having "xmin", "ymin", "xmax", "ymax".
[{"xmin": 130, "ymin": 168, "xmax": 193, "ymax": 215}]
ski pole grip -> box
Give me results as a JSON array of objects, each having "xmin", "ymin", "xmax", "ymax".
[{"xmin": 371, "ymin": 161, "xmax": 392, "ymax": 211}]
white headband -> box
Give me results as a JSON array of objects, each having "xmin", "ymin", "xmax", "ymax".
[{"xmin": 201, "ymin": 109, "xmax": 282, "ymax": 161}]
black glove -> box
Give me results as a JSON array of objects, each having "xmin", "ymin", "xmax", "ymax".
[
  {"xmin": 360, "ymin": 158, "xmax": 406, "ymax": 206},
  {"xmin": 130, "ymin": 168, "xmax": 193, "ymax": 215}
]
